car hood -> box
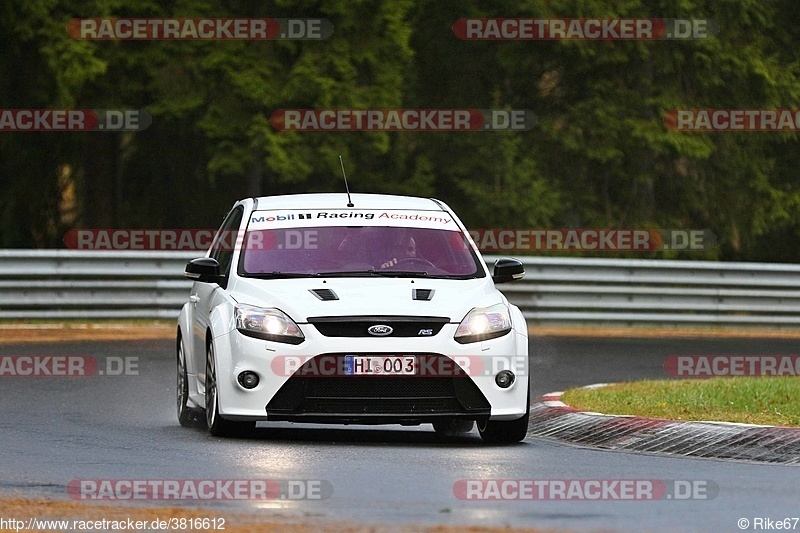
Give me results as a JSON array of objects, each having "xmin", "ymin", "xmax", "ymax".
[{"xmin": 227, "ymin": 276, "xmax": 503, "ymax": 322}]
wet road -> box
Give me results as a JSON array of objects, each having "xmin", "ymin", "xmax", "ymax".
[{"xmin": 1, "ymin": 335, "xmax": 798, "ymax": 532}]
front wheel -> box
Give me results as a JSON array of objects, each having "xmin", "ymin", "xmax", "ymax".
[
  {"xmin": 205, "ymin": 339, "xmax": 255, "ymax": 437},
  {"xmin": 177, "ymin": 335, "xmax": 199, "ymax": 427},
  {"xmin": 478, "ymin": 387, "xmax": 530, "ymax": 444}
]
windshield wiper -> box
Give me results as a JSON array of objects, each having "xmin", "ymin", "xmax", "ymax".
[
  {"xmin": 250, "ymin": 271, "xmax": 319, "ymax": 279},
  {"xmin": 369, "ymin": 270, "xmax": 429, "ymax": 277},
  {"xmin": 317, "ymin": 270, "xmax": 429, "ymax": 278},
  {"xmin": 316, "ymin": 270, "xmax": 373, "ymax": 277}
]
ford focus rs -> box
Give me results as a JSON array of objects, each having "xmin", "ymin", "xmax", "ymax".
[{"xmin": 176, "ymin": 193, "xmax": 529, "ymax": 443}]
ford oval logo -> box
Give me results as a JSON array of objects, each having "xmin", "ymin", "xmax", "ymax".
[{"xmin": 367, "ymin": 325, "xmax": 393, "ymax": 336}]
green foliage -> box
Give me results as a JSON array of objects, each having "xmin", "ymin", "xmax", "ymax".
[
  {"xmin": 563, "ymin": 377, "xmax": 800, "ymax": 426},
  {"xmin": 1, "ymin": 0, "xmax": 800, "ymax": 262}
]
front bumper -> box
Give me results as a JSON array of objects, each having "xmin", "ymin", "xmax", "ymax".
[
  {"xmin": 212, "ymin": 323, "xmax": 529, "ymax": 424},
  {"xmin": 266, "ymin": 353, "xmax": 492, "ymax": 424}
]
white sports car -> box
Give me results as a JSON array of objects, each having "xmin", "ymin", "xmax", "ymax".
[{"xmin": 176, "ymin": 193, "xmax": 529, "ymax": 443}]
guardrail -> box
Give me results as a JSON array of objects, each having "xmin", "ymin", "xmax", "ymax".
[
  {"xmin": 0, "ymin": 251, "xmax": 195, "ymax": 319},
  {"xmin": 2, "ymin": 250, "xmax": 800, "ymax": 326},
  {"xmin": 502, "ymin": 257, "xmax": 800, "ymax": 326}
]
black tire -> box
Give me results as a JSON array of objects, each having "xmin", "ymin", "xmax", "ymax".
[
  {"xmin": 478, "ymin": 386, "xmax": 530, "ymax": 444},
  {"xmin": 177, "ymin": 334, "xmax": 198, "ymax": 427},
  {"xmin": 432, "ymin": 418, "xmax": 475, "ymax": 435},
  {"xmin": 205, "ymin": 339, "xmax": 255, "ymax": 437}
]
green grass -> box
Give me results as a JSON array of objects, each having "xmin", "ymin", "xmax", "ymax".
[{"xmin": 561, "ymin": 377, "xmax": 800, "ymax": 427}]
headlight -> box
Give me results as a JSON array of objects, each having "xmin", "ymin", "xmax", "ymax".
[
  {"xmin": 235, "ymin": 304, "xmax": 304, "ymax": 344},
  {"xmin": 454, "ymin": 303, "xmax": 512, "ymax": 344}
]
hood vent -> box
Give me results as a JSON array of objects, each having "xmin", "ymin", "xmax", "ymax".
[
  {"xmin": 412, "ymin": 289, "xmax": 435, "ymax": 301},
  {"xmin": 309, "ymin": 288, "xmax": 339, "ymax": 301}
]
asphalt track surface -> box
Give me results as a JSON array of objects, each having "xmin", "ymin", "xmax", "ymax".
[{"xmin": 1, "ymin": 335, "xmax": 799, "ymax": 532}]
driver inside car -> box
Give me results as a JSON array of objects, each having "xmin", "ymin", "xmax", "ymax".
[{"xmin": 380, "ymin": 234, "xmax": 418, "ymax": 269}]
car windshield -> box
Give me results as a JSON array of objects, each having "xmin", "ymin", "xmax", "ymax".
[{"xmin": 238, "ymin": 225, "xmax": 483, "ymax": 279}]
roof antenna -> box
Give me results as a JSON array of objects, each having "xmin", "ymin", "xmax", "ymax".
[{"xmin": 339, "ymin": 155, "xmax": 354, "ymax": 207}]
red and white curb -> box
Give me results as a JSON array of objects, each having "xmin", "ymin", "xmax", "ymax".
[
  {"xmin": 541, "ymin": 383, "xmax": 612, "ymax": 413},
  {"xmin": 530, "ymin": 384, "xmax": 800, "ymax": 464}
]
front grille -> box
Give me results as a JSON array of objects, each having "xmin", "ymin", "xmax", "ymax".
[
  {"xmin": 298, "ymin": 375, "xmax": 456, "ymax": 397},
  {"xmin": 266, "ymin": 354, "xmax": 490, "ymax": 422},
  {"xmin": 307, "ymin": 316, "xmax": 449, "ymax": 337},
  {"xmin": 302, "ymin": 397, "xmax": 461, "ymax": 414}
]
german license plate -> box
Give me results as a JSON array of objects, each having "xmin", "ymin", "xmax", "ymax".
[{"xmin": 344, "ymin": 355, "xmax": 416, "ymax": 375}]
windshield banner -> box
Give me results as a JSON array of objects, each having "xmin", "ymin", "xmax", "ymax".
[{"xmin": 248, "ymin": 209, "xmax": 457, "ymax": 231}]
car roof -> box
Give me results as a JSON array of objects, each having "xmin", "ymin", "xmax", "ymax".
[{"xmin": 251, "ymin": 193, "xmax": 446, "ymax": 212}]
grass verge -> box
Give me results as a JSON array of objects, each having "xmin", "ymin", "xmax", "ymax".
[
  {"xmin": 561, "ymin": 377, "xmax": 800, "ymax": 427},
  {"xmin": 530, "ymin": 324, "xmax": 800, "ymax": 339},
  {"xmin": 0, "ymin": 321, "xmax": 174, "ymax": 343}
]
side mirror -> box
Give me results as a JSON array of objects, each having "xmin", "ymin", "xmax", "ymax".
[
  {"xmin": 492, "ymin": 258, "xmax": 525, "ymax": 284},
  {"xmin": 185, "ymin": 257, "xmax": 222, "ymax": 283}
]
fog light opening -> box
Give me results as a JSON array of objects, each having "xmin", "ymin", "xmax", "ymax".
[
  {"xmin": 495, "ymin": 370, "xmax": 515, "ymax": 388},
  {"xmin": 238, "ymin": 371, "xmax": 260, "ymax": 389}
]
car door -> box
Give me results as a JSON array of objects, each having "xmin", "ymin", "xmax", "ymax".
[{"xmin": 191, "ymin": 205, "xmax": 244, "ymax": 392}]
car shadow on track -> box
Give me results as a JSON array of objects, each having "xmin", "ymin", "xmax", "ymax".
[{"xmin": 171, "ymin": 414, "xmax": 528, "ymax": 448}]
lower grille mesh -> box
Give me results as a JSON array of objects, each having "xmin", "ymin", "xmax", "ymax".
[{"xmin": 266, "ymin": 354, "xmax": 490, "ymax": 419}]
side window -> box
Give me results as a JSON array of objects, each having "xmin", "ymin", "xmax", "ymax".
[{"xmin": 210, "ymin": 206, "xmax": 244, "ymax": 284}]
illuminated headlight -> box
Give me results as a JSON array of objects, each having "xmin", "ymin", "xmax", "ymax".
[
  {"xmin": 235, "ymin": 304, "xmax": 304, "ymax": 345},
  {"xmin": 454, "ymin": 303, "xmax": 512, "ymax": 344}
]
